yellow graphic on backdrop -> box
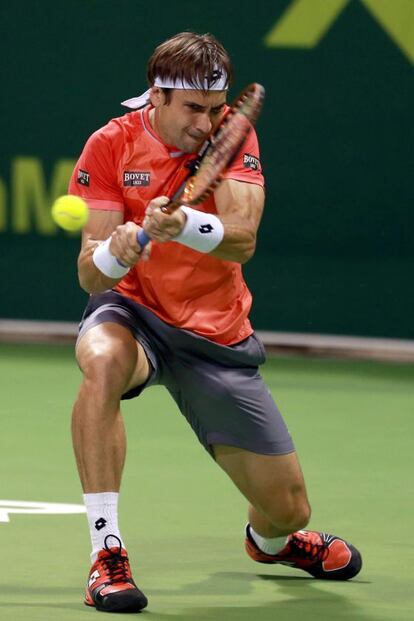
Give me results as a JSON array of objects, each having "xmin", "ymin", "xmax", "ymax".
[
  {"xmin": 265, "ymin": 0, "xmax": 414, "ymax": 65},
  {"xmin": 10, "ymin": 157, "xmax": 76, "ymax": 234},
  {"xmin": 265, "ymin": 0, "xmax": 349, "ymax": 48}
]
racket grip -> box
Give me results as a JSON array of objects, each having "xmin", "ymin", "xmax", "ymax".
[
  {"xmin": 114, "ymin": 229, "xmax": 149, "ymax": 267},
  {"xmin": 137, "ymin": 229, "xmax": 151, "ymax": 247}
]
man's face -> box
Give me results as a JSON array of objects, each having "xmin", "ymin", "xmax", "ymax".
[{"xmin": 150, "ymin": 88, "xmax": 227, "ymax": 153}]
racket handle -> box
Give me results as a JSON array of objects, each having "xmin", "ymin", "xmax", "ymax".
[
  {"xmin": 137, "ymin": 229, "xmax": 151, "ymax": 247},
  {"xmin": 114, "ymin": 229, "xmax": 149, "ymax": 266}
]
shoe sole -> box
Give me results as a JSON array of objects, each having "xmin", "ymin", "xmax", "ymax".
[{"xmin": 85, "ymin": 590, "xmax": 148, "ymax": 613}]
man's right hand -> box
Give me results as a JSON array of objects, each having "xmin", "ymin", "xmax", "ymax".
[
  {"xmin": 109, "ymin": 221, "xmax": 151, "ymax": 266},
  {"xmin": 78, "ymin": 210, "xmax": 151, "ymax": 293}
]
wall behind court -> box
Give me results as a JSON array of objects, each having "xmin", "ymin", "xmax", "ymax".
[{"xmin": 1, "ymin": 0, "xmax": 413, "ymax": 338}]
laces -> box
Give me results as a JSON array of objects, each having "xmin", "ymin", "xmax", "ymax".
[
  {"xmin": 289, "ymin": 533, "xmax": 329, "ymax": 562},
  {"xmin": 101, "ymin": 535, "xmax": 130, "ymax": 584}
]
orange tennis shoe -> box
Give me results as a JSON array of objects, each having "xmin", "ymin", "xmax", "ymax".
[
  {"xmin": 245, "ymin": 525, "xmax": 362, "ymax": 580},
  {"xmin": 85, "ymin": 535, "xmax": 148, "ymax": 612}
]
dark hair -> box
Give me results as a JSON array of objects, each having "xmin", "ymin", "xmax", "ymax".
[{"xmin": 147, "ymin": 31, "xmax": 233, "ymax": 99}]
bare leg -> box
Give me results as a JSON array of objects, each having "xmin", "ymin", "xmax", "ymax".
[
  {"xmin": 76, "ymin": 326, "xmax": 150, "ymax": 613},
  {"xmin": 213, "ymin": 444, "xmax": 311, "ymax": 537},
  {"xmin": 72, "ymin": 322, "xmax": 150, "ymax": 493}
]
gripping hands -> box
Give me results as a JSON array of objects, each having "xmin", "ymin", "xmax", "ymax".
[
  {"xmin": 141, "ymin": 196, "xmax": 185, "ymax": 244},
  {"xmin": 109, "ymin": 197, "xmax": 186, "ymax": 264}
]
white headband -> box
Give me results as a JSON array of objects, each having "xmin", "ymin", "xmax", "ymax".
[{"xmin": 121, "ymin": 71, "xmax": 228, "ymax": 110}]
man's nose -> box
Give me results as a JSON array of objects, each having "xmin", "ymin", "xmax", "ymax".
[{"xmin": 195, "ymin": 113, "xmax": 212, "ymax": 135}]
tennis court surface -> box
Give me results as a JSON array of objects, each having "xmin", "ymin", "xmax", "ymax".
[{"xmin": 1, "ymin": 344, "xmax": 413, "ymax": 620}]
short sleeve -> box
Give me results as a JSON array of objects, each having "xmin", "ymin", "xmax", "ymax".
[
  {"xmin": 68, "ymin": 124, "xmax": 124, "ymax": 212},
  {"xmin": 221, "ymin": 127, "xmax": 264, "ymax": 187}
]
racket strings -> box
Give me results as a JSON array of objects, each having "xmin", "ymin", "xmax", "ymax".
[
  {"xmin": 187, "ymin": 114, "xmax": 250, "ymax": 199},
  {"xmin": 181, "ymin": 83, "xmax": 265, "ymax": 204}
]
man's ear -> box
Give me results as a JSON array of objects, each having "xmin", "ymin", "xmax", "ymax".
[{"xmin": 149, "ymin": 86, "xmax": 165, "ymax": 107}]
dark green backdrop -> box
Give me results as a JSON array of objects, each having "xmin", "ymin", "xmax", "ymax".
[{"xmin": 1, "ymin": 1, "xmax": 413, "ymax": 338}]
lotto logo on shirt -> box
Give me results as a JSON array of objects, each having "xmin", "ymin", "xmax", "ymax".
[
  {"xmin": 243, "ymin": 154, "xmax": 260, "ymax": 171},
  {"xmin": 77, "ymin": 169, "xmax": 90, "ymax": 186},
  {"xmin": 123, "ymin": 171, "xmax": 151, "ymax": 187}
]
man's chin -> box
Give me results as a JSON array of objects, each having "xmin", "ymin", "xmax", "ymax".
[{"xmin": 182, "ymin": 135, "xmax": 204, "ymax": 153}]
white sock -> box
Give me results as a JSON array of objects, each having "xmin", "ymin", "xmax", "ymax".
[
  {"xmin": 83, "ymin": 492, "xmax": 125, "ymax": 562},
  {"xmin": 248, "ymin": 524, "xmax": 289, "ymax": 555}
]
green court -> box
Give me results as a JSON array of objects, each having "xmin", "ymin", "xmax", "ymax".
[{"xmin": 1, "ymin": 344, "xmax": 413, "ymax": 620}]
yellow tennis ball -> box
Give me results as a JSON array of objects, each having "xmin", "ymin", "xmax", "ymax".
[{"xmin": 51, "ymin": 195, "xmax": 89, "ymax": 232}]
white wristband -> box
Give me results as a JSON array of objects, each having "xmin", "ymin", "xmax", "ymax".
[
  {"xmin": 173, "ymin": 206, "xmax": 224, "ymax": 253},
  {"xmin": 92, "ymin": 237, "xmax": 130, "ymax": 279}
]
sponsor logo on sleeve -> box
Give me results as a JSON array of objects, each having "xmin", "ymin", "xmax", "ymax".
[
  {"xmin": 77, "ymin": 169, "xmax": 90, "ymax": 186},
  {"xmin": 243, "ymin": 154, "xmax": 261, "ymax": 171},
  {"xmin": 123, "ymin": 171, "xmax": 151, "ymax": 187}
]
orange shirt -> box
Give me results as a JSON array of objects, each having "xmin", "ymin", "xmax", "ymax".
[{"xmin": 69, "ymin": 106, "xmax": 264, "ymax": 345}]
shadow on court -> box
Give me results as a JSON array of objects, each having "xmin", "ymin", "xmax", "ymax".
[
  {"xmin": 0, "ymin": 572, "xmax": 375, "ymax": 619},
  {"xmin": 0, "ymin": 602, "xmax": 91, "ymax": 615},
  {"xmin": 0, "ymin": 585, "xmax": 87, "ymax": 614},
  {"xmin": 146, "ymin": 570, "xmax": 374, "ymax": 621}
]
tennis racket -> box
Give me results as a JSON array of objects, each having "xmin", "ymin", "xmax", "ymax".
[{"xmin": 137, "ymin": 82, "xmax": 265, "ymax": 247}]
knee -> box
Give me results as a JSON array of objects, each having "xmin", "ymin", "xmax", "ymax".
[{"xmin": 78, "ymin": 343, "xmax": 136, "ymax": 398}]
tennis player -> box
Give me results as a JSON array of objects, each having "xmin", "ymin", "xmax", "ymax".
[{"xmin": 69, "ymin": 31, "xmax": 362, "ymax": 613}]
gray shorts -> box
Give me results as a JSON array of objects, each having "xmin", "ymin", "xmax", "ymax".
[{"xmin": 78, "ymin": 291, "xmax": 295, "ymax": 457}]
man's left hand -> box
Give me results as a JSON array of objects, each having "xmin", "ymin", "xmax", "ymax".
[{"xmin": 143, "ymin": 196, "xmax": 186, "ymax": 242}]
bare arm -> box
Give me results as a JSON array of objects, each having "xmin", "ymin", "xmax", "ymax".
[
  {"xmin": 143, "ymin": 179, "xmax": 265, "ymax": 264},
  {"xmin": 210, "ymin": 179, "xmax": 265, "ymax": 263},
  {"xmin": 77, "ymin": 209, "xmax": 143, "ymax": 293}
]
